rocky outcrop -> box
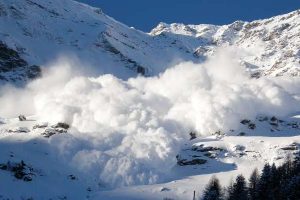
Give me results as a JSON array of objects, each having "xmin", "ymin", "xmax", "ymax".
[
  {"xmin": 0, "ymin": 42, "xmax": 41, "ymax": 84},
  {"xmin": 176, "ymin": 156, "xmax": 207, "ymax": 166},
  {"xmin": 176, "ymin": 144, "xmax": 226, "ymax": 166},
  {"xmin": 7, "ymin": 127, "xmax": 30, "ymax": 133},
  {"xmin": 41, "ymin": 122, "xmax": 70, "ymax": 138},
  {"xmin": 0, "ymin": 160, "xmax": 36, "ymax": 182}
]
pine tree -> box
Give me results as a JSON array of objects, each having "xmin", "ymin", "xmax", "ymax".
[
  {"xmin": 248, "ymin": 168, "xmax": 259, "ymax": 200},
  {"xmin": 199, "ymin": 155, "xmax": 300, "ymax": 200},
  {"xmin": 282, "ymin": 155, "xmax": 293, "ymax": 179},
  {"xmin": 268, "ymin": 163, "xmax": 280, "ymax": 200},
  {"xmin": 225, "ymin": 179, "xmax": 234, "ymax": 200},
  {"xmin": 284, "ymin": 176, "xmax": 300, "ymax": 200},
  {"xmin": 202, "ymin": 176, "xmax": 223, "ymax": 200},
  {"xmin": 280, "ymin": 153, "xmax": 300, "ymax": 200},
  {"xmin": 256, "ymin": 163, "xmax": 271, "ymax": 200},
  {"xmin": 227, "ymin": 175, "xmax": 247, "ymax": 200},
  {"xmin": 292, "ymin": 151, "xmax": 300, "ymax": 176}
]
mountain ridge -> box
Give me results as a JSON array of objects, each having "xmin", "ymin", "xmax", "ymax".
[{"xmin": 0, "ymin": 0, "xmax": 299, "ymax": 85}]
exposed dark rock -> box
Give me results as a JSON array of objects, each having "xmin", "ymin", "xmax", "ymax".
[
  {"xmin": 240, "ymin": 119, "xmax": 251, "ymax": 125},
  {"xmin": 33, "ymin": 123, "xmax": 48, "ymax": 129},
  {"xmin": 137, "ymin": 66, "xmax": 145, "ymax": 75},
  {"xmin": 192, "ymin": 145, "xmax": 223, "ymax": 152},
  {"xmin": 0, "ymin": 42, "xmax": 41, "ymax": 83},
  {"xmin": 270, "ymin": 122, "xmax": 278, "ymax": 126},
  {"xmin": 287, "ymin": 122, "xmax": 299, "ymax": 128},
  {"xmin": 9, "ymin": 6, "xmax": 25, "ymax": 19},
  {"xmin": 8, "ymin": 127, "xmax": 30, "ymax": 133},
  {"xmin": 41, "ymin": 127, "xmax": 67, "ymax": 138},
  {"xmin": 52, "ymin": 122, "xmax": 70, "ymax": 129},
  {"xmin": 204, "ymin": 152, "xmax": 217, "ymax": 159},
  {"xmin": 213, "ymin": 130, "xmax": 223, "ymax": 135},
  {"xmin": 177, "ymin": 158, "xmax": 207, "ymax": 166},
  {"xmin": 41, "ymin": 122, "xmax": 69, "ymax": 137},
  {"xmin": 26, "ymin": 65, "xmax": 41, "ymax": 79},
  {"xmin": 160, "ymin": 187, "xmax": 171, "ymax": 192},
  {"xmin": 68, "ymin": 174, "xmax": 77, "ymax": 180},
  {"xmin": 189, "ymin": 131, "xmax": 197, "ymax": 140},
  {"xmin": 270, "ymin": 116, "xmax": 278, "ymax": 122},
  {"xmin": 233, "ymin": 145, "xmax": 246, "ymax": 151},
  {"xmin": 248, "ymin": 123, "xmax": 256, "ymax": 130},
  {"xmin": 25, "ymin": 0, "xmax": 60, "ymax": 17},
  {"xmin": 238, "ymin": 132, "xmax": 246, "ymax": 136},
  {"xmin": 99, "ymin": 33, "xmax": 148, "ymax": 76},
  {"xmin": 18, "ymin": 115, "xmax": 26, "ymax": 121},
  {"xmin": 251, "ymin": 71, "xmax": 261, "ymax": 78},
  {"xmin": 0, "ymin": 160, "xmax": 35, "ymax": 182},
  {"xmin": 280, "ymin": 143, "xmax": 299, "ymax": 151}
]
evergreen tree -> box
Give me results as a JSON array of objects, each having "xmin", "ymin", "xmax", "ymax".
[
  {"xmin": 282, "ymin": 155, "xmax": 293, "ymax": 179},
  {"xmin": 227, "ymin": 174, "xmax": 247, "ymax": 200},
  {"xmin": 202, "ymin": 176, "xmax": 223, "ymax": 200},
  {"xmin": 199, "ymin": 155, "xmax": 300, "ymax": 200},
  {"xmin": 280, "ymin": 153, "xmax": 300, "ymax": 200},
  {"xmin": 256, "ymin": 163, "xmax": 271, "ymax": 200},
  {"xmin": 248, "ymin": 168, "xmax": 259, "ymax": 200},
  {"xmin": 292, "ymin": 151, "xmax": 300, "ymax": 176},
  {"xmin": 225, "ymin": 180, "xmax": 234, "ymax": 200},
  {"xmin": 269, "ymin": 163, "xmax": 280, "ymax": 200},
  {"xmin": 284, "ymin": 176, "xmax": 300, "ymax": 200}
]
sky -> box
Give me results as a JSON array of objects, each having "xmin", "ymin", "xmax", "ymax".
[{"xmin": 78, "ymin": 0, "xmax": 300, "ymax": 32}]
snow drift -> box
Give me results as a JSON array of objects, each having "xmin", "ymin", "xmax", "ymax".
[{"xmin": 0, "ymin": 48, "xmax": 300, "ymax": 187}]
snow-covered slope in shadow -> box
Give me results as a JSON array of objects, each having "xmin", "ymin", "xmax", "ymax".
[{"xmin": 0, "ymin": 0, "xmax": 300, "ymax": 199}]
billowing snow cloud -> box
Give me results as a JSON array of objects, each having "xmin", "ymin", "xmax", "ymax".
[{"xmin": 0, "ymin": 47, "xmax": 299, "ymax": 187}]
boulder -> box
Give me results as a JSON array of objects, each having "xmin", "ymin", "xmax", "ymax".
[
  {"xmin": 18, "ymin": 115, "xmax": 26, "ymax": 121},
  {"xmin": 248, "ymin": 123, "xmax": 256, "ymax": 129},
  {"xmin": 41, "ymin": 127, "xmax": 67, "ymax": 138},
  {"xmin": 280, "ymin": 143, "xmax": 299, "ymax": 151},
  {"xmin": 189, "ymin": 131, "xmax": 197, "ymax": 140},
  {"xmin": 33, "ymin": 122, "xmax": 48, "ymax": 129},
  {"xmin": 51, "ymin": 122, "xmax": 70, "ymax": 129}
]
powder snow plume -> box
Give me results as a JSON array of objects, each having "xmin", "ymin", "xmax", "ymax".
[{"xmin": 0, "ymin": 47, "xmax": 300, "ymax": 187}]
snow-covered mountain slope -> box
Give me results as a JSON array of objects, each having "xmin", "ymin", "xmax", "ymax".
[
  {"xmin": 1, "ymin": 0, "xmax": 300, "ymax": 199},
  {"xmin": 0, "ymin": 42, "xmax": 40, "ymax": 84},
  {"xmin": 0, "ymin": 0, "xmax": 199, "ymax": 84},
  {"xmin": 0, "ymin": 0, "xmax": 299, "ymax": 84},
  {"xmin": 150, "ymin": 10, "xmax": 300, "ymax": 77},
  {"xmin": 0, "ymin": 114, "xmax": 299, "ymax": 200}
]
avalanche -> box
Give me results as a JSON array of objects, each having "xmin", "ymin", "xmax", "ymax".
[{"xmin": 1, "ymin": 48, "xmax": 299, "ymax": 189}]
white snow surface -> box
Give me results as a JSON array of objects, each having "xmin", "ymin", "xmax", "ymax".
[
  {"xmin": 0, "ymin": 0, "xmax": 300, "ymax": 82},
  {"xmin": 1, "ymin": 49, "xmax": 300, "ymax": 199},
  {"xmin": 0, "ymin": 0, "xmax": 300, "ymax": 199}
]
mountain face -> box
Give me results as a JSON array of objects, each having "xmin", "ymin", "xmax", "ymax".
[
  {"xmin": 0, "ymin": 1, "xmax": 300, "ymax": 200},
  {"xmin": 0, "ymin": 42, "xmax": 40, "ymax": 84},
  {"xmin": 0, "ymin": 0, "xmax": 299, "ymax": 85},
  {"xmin": 151, "ymin": 10, "xmax": 300, "ymax": 77}
]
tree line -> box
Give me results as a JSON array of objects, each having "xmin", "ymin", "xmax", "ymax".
[{"xmin": 200, "ymin": 153, "xmax": 300, "ymax": 200}]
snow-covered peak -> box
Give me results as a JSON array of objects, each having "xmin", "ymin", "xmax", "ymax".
[
  {"xmin": 1, "ymin": 1, "xmax": 300, "ymax": 85},
  {"xmin": 150, "ymin": 10, "xmax": 300, "ymax": 77},
  {"xmin": 1, "ymin": 1, "xmax": 300, "ymax": 199},
  {"xmin": 150, "ymin": 22, "xmax": 219, "ymax": 37}
]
